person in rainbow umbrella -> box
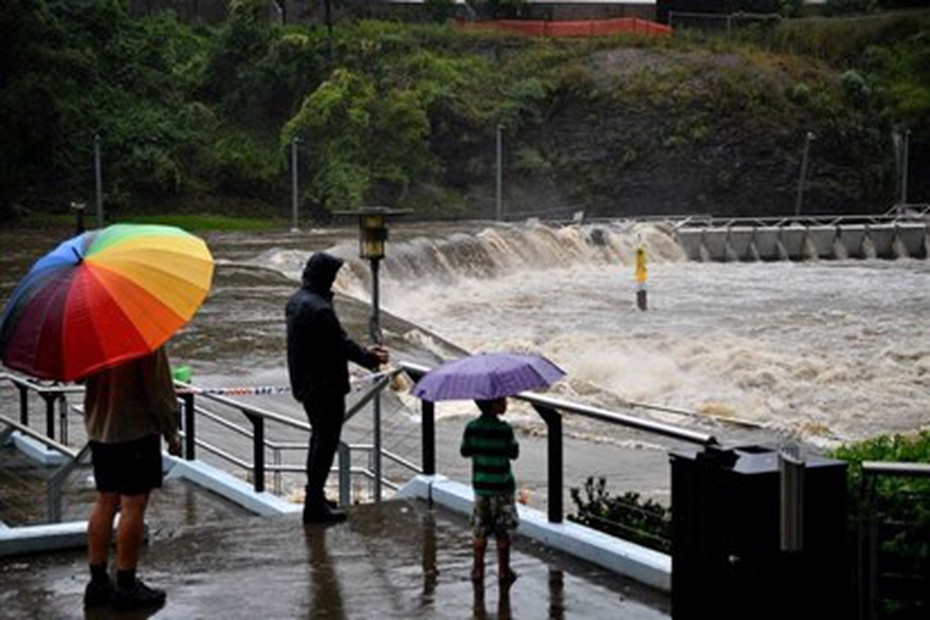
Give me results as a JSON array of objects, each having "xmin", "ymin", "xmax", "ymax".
[
  {"xmin": 82, "ymin": 347, "xmax": 183, "ymax": 611},
  {"xmin": 0, "ymin": 223, "xmax": 214, "ymax": 611}
]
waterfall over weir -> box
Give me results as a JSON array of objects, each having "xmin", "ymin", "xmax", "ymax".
[
  {"xmin": 260, "ymin": 209, "xmax": 930, "ymax": 301},
  {"xmin": 326, "ymin": 220, "xmax": 688, "ymax": 296}
]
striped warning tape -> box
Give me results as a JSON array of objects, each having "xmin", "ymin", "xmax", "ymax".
[{"xmin": 174, "ymin": 369, "xmax": 398, "ymax": 396}]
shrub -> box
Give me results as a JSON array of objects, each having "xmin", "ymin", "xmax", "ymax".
[{"xmin": 569, "ymin": 476, "xmax": 671, "ymax": 553}]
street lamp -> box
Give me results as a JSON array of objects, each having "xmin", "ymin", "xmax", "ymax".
[
  {"xmin": 334, "ymin": 206, "xmax": 409, "ymax": 502},
  {"xmin": 794, "ymin": 131, "xmax": 815, "ymax": 218},
  {"xmin": 338, "ymin": 206, "xmax": 410, "ymax": 341}
]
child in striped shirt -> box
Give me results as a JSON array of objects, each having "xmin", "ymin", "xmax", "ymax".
[{"xmin": 460, "ymin": 397, "xmax": 520, "ymax": 583}]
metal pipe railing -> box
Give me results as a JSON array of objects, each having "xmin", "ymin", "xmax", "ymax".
[
  {"xmin": 399, "ymin": 360, "xmax": 717, "ymax": 524},
  {"xmin": 2, "ymin": 373, "xmax": 83, "ymax": 445},
  {"xmin": 857, "ymin": 461, "xmax": 930, "ymax": 620},
  {"xmin": 172, "ymin": 371, "xmax": 400, "ymax": 495},
  {"xmin": 2, "ymin": 371, "xmax": 406, "ymax": 516},
  {"xmin": 0, "ymin": 412, "xmax": 82, "ymax": 523},
  {"xmin": 7, "ymin": 363, "xmax": 714, "ymax": 525}
]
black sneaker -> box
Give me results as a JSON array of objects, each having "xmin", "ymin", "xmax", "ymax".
[
  {"xmin": 303, "ymin": 503, "xmax": 347, "ymax": 524},
  {"xmin": 83, "ymin": 579, "xmax": 115, "ymax": 608},
  {"xmin": 111, "ymin": 579, "xmax": 166, "ymax": 611}
]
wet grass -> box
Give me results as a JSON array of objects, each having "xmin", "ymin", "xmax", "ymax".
[
  {"xmin": 115, "ymin": 214, "xmax": 287, "ymax": 232},
  {"xmin": 12, "ymin": 213, "xmax": 288, "ymax": 232}
]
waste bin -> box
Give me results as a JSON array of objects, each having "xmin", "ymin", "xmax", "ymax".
[{"xmin": 670, "ymin": 444, "xmax": 848, "ymax": 620}]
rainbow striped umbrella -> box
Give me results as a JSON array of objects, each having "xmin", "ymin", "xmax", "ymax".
[{"xmin": 0, "ymin": 224, "xmax": 214, "ymax": 381}]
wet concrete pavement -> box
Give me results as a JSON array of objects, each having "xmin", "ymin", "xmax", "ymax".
[{"xmin": 1, "ymin": 499, "xmax": 671, "ymax": 619}]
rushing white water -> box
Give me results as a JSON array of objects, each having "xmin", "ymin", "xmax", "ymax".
[
  {"xmin": 230, "ymin": 219, "xmax": 930, "ymax": 448},
  {"xmin": 278, "ymin": 220, "xmax": 928, "ymax": 448}
]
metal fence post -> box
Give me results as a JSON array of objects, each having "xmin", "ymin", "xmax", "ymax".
[
  {"xmin": 273, "ymin": 448, "xmax": 282, "ymax": 495},
  {"xmin": 42, "ymin": 393, "xmax": 56, "ymax": 440},
  {"xmin": 58, "ymin": 395, "xmax": 69, "ymax": 446},
  {"xmin": 858, "ymin": 471, "xmax": 871, "ymax": 620},
  {"xmin": 18, "ymin": 384, "xmax": 29, "ymax": 425},
  {"xmin": 182, "ymin": 393, "xmax": 196, "ymax": 460},
  {"xmin": 247, "ymin": 412, "xmax": 265, "ymax": 493},
  {"xmin": 534, "ymin": 404, "xmax": 563, "ymax": 523},
  {"xmin": 864, "ymin": 473, "xmax": 878, "ymax": 620},
  {"xmin": 422, "ymin": 400, "xmax": 435, "ymax": 476},
  {"xmin": 338, "ymin": 441, "xmax": 351, "ymax": 508},
  {"xmin": 373, "ymin": 393, "xmax": 382, "ymax": 502}
]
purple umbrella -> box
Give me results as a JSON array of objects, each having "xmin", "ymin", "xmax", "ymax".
[{"xmin": 411, "ymin": 352, "xmax": 566, "ymax": 402}]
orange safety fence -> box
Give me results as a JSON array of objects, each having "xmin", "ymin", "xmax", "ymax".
[{"xmin": 456, "ymin": 17, "xmax": 672, "ymax": 38}]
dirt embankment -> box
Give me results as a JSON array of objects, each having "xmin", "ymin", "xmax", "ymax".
[{"xmin": 469, "ymin": 45, "xmax": 895, "ymax": 219}]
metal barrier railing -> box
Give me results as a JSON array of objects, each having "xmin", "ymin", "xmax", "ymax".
[
  {"xmin": 398, "ymin": 361, "xmax": 718, "ymax": 524},
  {"xmin": 1, "ymin": 373, "xmax": 83, "ymax": 445},
  {"xmin": 0, "ymin": 370, "xmax": 414, "ymax": 517},
  {"xmin": 858, "ymin": 461, "xmax": 930, "ymax": 620},
  {"xmin": 671, "ymin": 206, "xmax": 930, "ymax": 231},
  {"xmin": 173, "ymin": 369, "xmax": 404, "ymax": 495},
  {"xmin": 2, "ymin": 364, "xmax": 718, "ymax": 526},
  {"xmin": 0, "ymin": 411, "xmax": 82, "ymax": 523}
]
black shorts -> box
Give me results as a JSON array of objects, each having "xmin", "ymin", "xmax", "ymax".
[{"xmin": 90, "ymin": 434, "xmax": 163, "ymax": 495}]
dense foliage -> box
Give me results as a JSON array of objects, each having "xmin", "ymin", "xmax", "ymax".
[
  {"xmin": 2, "ymin": 1, "xmax": 929, "ymax": 222},
  {"xmin": 831, "ymin": 432, "xmax": 930, "ymax": 618},
  {"xmin": 569, "ymin": 476, "xmax": 672, "ymax": 553}
]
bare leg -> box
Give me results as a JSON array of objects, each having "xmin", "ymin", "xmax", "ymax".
[
  {"xmin": 472, "ymin": 537, "xmax": 487, "ymax": 582},
  {"xmin": 497, "ymin": 537, "xmax": 517, "ymax": 584},
  {"xmin": 87, "ymin": 492, "xmax": 119, "ymax": 567},
  {"xmin": 115, "ymin": 493, "xmax": 149, "ymax": 571}
]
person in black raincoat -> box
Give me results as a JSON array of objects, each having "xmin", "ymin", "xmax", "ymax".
[{"xmin": 286, "ymin": 252, "xmax": 388, "ymax": 523}]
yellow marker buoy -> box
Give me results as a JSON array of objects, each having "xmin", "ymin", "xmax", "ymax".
[{"xmin": 635, "ymin": 244, "xmax": 647, "ymax": 311}]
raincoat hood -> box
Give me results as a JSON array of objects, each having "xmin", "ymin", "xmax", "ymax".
[{"xmin": 302, "ymin": 252, "xmax": 344, "ymax": 294}]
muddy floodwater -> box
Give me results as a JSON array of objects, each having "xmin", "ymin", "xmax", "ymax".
[{"xmin": 3, "ymin": 220, "xmax": 929, "ymax": 502}]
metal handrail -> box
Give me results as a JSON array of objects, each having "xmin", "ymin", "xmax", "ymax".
[
  {"xmin": 1, "ymin": 373, "xmax": 83, "ymax": 444},
  {"xmin": 670, "ymin": 209, "xmax": 930, "ymax": 230},
  {"xmin": 0, "ymin": 412, "xmax": 84, "ymax": 523},
  {"xmin": 398, "ymin": 360, "xmax": 717, "ymax": 524},
  {"xmin": 0, "ymin": 412, "xmax": 77, "ymax": 459},
  {"xmin": 173, "ymin": 371, "xmax": 402, "ymax": 494},
  {"xmin": 861, "ymin": 461, "xmax": 930, "ymax": 477},
  {"xmin": 1, "ymin": 370, "xmax": 405, "ymax": 507},
  {"xmin": 858, "ymin": 461, "xmax": 930, "ymax": 620}
]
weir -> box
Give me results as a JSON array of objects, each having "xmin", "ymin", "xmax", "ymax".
[{"xmin": 671, "ymin": 207, "xmax": 930, "ymax": 262}]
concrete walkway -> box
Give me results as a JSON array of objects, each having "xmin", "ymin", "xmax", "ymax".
[{"xmin": 0, "ymin": 499, "xmax": 671, "ymax": 619}]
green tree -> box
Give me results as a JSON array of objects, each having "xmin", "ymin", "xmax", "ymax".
[{"xmin": 283, "ymin": 66, "xmax": 431, "ymax": 211}]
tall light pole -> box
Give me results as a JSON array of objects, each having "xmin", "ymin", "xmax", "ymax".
[
  {"xmin": 290, "ymin": 137, "xmax": 300, "ymax": 232},
  {"xmin": 901, "ymin": 128, "xmax": 911, "ymax": 209},
  {"xmin": 496, "ymin": 123, "xmax": 503, "ymax": 221},
  {"xmin": 336, "ymin": 206, "xmax": 409, "ymax": 502},
  {"xmin": 794, "ymin": 131, "xmax": 815, "ymax": 218},
  {"xmin": 94, "ymin": 134, "xmax": 103, "ymax": 227}
]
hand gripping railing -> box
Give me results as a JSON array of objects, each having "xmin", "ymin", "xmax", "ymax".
[{"xmin": 398, "ymin": 361, "xmax": 718, "ymax": 524}]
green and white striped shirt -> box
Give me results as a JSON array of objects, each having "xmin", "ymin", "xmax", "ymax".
[{"xmin": 460, "ymin": 414, "xmax": 519, "ymax": 497}]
